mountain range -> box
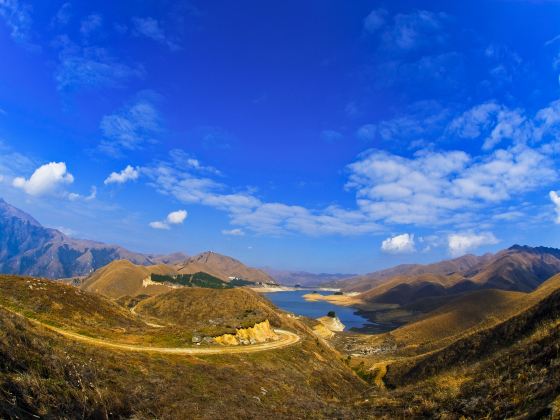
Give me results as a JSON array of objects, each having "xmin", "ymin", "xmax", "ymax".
[{"xmin": 0, "ymin": 198, "xmax": 274, "ymax": 283}]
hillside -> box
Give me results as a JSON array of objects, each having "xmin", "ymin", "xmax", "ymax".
[
  {"xmin": 0, "ymin": 274, "xmax": 367, "ymax": 418},
  {"xmin": 134, "ymin": 287, "xmax": 283, "ymax": 336},
  {"xmin": 80, "ymin": 260, "xmax": 177, "ymax": 299},
  {"xmin": 330, "ymin": 253, "xmax": 492, "ymax": 292},
  {"xmin": 352, "ymin": 245, "xmax": 560, "ymax": 309},
  {"xmin": 177, "ymin": 251, "xmax": 276, "ymax": 284}
]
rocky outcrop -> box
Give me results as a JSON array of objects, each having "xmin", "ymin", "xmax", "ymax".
[
  {"xmin": 213, "ymin": 320, "xmax": 278, "ymax": 346},
  {"xmin": 317, "ymin": 316, "xmax": 345, "ymax": 332}
]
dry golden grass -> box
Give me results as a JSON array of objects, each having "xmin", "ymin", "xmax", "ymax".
[{"xmin": 81, "ymin": 260, "xmax": 176, "ymax": 299}]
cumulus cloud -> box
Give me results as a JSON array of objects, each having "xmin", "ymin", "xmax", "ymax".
[
  {"xmin": 104, "ymin": 165, "xmax": 140, "ymax": 185},
  {"xmin": 550, "ymin": 191, "xmax": 560, "ymax": 224},
  {"xmin": 149, "ymin": 221, "xmax": 169, "ymax": 230},
  {"xmin": 448, "ymin": 102, "xmax": 527, "ymax": 150},
  {"xmin": 143, "ymin": 151, "xmax": 380, "ymax": 236},
  {"xmin": 347, "ymin": 143, "xmax": 555, "ymax": 225},
  {"xmin": 222, "ymin": 228, "xmax": 245, "ymax": 236},
  {"xmin": 150, "ymin": 209, "xmax": 188, "ymax": 230},
  {"xmin": 447, "ymin": 232, "xmax": 499, "ymax": 257},
  {"xmin": 68, "ymin": 186, "xmax": 96, "ymax": 202},
  {"xmin": 98, "ymin": 94, "xmax": 161, "ymax": 157},
  {"xmin": 12, "ymin": 162, "xmax": 74, "ymax": 196},
  {"xmin": 381, "ymin": 233, "xmax": 415, "ymax": 254},
  {"xmin": 167, "ymin": 210, "xmax": 187, "ymax": 224}
]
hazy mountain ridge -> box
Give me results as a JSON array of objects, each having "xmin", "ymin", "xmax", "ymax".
[
  {"xmin": 261, "ymin": 268, "xmax": 355, "ymax": 287},
  {"xmin": 0, "ymin": 199, "xmax": 271, "ymax": 282},
  {"xmin": 0, "ymin": 199, "xmax": 155, "ymax": 278}
]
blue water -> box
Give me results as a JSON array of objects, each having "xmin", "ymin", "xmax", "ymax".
[{"xmin": 265, "ymin": 290, "xmax": 374, "ymax": 330}]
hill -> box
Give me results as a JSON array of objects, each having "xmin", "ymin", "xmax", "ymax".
[
  {"xmin": 329, "ymin": 253, "xmax": 491, "ymax": 292},
  {"xmin": 177, "ymin": 251, "xmax": 276, "ymax": 284},
  {"xmin": 353, "ymin": 245, "xmax": 560, "ymax": 308},
  {"xmin": 0, "ymin": 274, "xmax": 366, "ymax": 418},
  {"xmin": 80, "ymin": 259, "xmax": 177, "ymax": 299},
  {"xmin": 133, "ymin": 287, "xmax": 282, "ymax": 336}
]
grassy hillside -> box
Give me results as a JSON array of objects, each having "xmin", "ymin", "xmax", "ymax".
[
  {"xmin": 177, "ymin": 251, "xmax": 276, "ymax": 284},
  {"xmin": 0, "ymin": 302, "xmax": 366, "ymax": 418},
  {"xmin": 80, "ymin": 260, "xmax": 176, "ymax": 299},
  {"xmin": 134, "ymin": 287, "xmax": 282, "ymax": 336}
]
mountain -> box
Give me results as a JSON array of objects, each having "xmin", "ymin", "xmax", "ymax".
[
  {"xmin": 262, "ymin": 268, "xmax": 355, "ymax": 287},
  {"xmin": 0, "ymin": 198, "xmax": 154, "ymax": 278},
  {"xmin": 176, "ymin": 251, "xmax": 276, "ymax": 284},
  {"xmin": 327, "ymin": 253, "xmax": 493, "ymax": 292},
  {"xmin": 0, "ymin": 199, "xmax": 269, "ymax": 283}
]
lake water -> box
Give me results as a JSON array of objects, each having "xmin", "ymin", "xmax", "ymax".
[{"xmin": 265, "ymin": 290, "xmax": 375, "ymax": 331}]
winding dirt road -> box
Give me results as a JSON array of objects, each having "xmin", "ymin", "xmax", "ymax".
[{"xmin": 8, "ymin": 306, "xmax": 301, "ymax": 355}]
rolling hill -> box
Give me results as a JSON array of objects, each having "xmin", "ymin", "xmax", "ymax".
[
  {"xmin": 80, "ymin": 259, "xmax": 178, "ymax": 299},
  {"xmin": 177, "ymin": 251, "xmax": 276, "ymax": 284},
  {"xmin": 328, "ymin": 253, "xmax": 492, "ymax": 292},
  {"xmin": 0, "ymin": 273, "xmax": 366, "ymax": 418},
  {"xmin": 352, "ymin": 245, "xmax": 560, "ymax": 308}
]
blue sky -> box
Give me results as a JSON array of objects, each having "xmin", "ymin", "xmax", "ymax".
[{"xmin": 1, "ymin": 0, "xmax": 560, "ymax": 273}]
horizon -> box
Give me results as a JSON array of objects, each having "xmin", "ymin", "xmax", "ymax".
[{"xmin": 2, "ymin": 1, "xmax": 560, "ymax": 273}]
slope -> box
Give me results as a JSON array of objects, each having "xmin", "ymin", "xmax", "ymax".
[
  {"xmin": 80, "ymin": 259, "xmax": 177, "ymax": 299},
  {"xmin": 177, "ymin": 251, "xmax": 276, "ymax": 284}
]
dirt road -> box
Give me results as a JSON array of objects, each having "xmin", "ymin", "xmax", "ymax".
[{"xmin": 8, "ymin": 307, "xmax": 301, "ymax": 355}]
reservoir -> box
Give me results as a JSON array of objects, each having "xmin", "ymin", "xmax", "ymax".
[{"xmin": 265, "ymin": 290, "xmax": 375, "ymax": 331}]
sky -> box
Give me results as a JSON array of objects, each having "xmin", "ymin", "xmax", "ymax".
[{"xmin": 1, "ymin": 0, "xmax": 560, "ymax": 273}]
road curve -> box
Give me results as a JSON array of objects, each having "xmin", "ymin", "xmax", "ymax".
[{"xmin": 7, "ymin": 306, "xmax": 301, "ymax": 355}]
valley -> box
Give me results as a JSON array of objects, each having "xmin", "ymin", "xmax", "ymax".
[{"xmin": 1, "ymin": 199, "xmax": 560, "ymax": 418}]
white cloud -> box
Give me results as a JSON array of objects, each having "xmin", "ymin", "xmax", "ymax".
[
  {"xmin": 98, "ymin": 94, "xmax": 161, "ymax": 157},
  {"xmin": 447, "ymin": 232, "xmax": 499, "ymax": 257},
  {"xmin": 381, "ymin": 233, "xmax": 415, "ymax": 254},
  {"xmin": 347, "ymin": 143, "xmax": 555, "ymax": 225},
  {"xmin": 12, "ymin": 162, "xmax": 74, "ymax": 196},
  {"xmin": 550, "ymin": 191, "xmax": 560, "ymax": 224},
  {"xmin": 222, "ymin": 228, "xmax": 245, "ymax": 236},
  {"xmin": 149, "ymin": 221, "xmax": 169, "ymax": 230},
  {"xmin": 67, "ymin": 186, "xmax": 96, "ymax": 202},
  {"xmin": 150, "ymin": 209, "xmax": 188, "ymax": 230},
  {"xmin": 104, "ymin": 165, "xmax": 139, "ymax": 185},
  {"xmin": 448, "ymin": 103, "xmax": 527, "ymax": 150},
  {"xmin": 144, "ymin": 151, "xmax": 380, "ymax": 236},
  {"xmin": 166, "ymin": 209, "xmax": 187, "ymax": 224}
]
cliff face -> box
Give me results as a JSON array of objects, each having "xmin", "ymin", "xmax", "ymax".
[{"xmin": 214, "ymin": 320, "xmax": 278, "ymax": 345}]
